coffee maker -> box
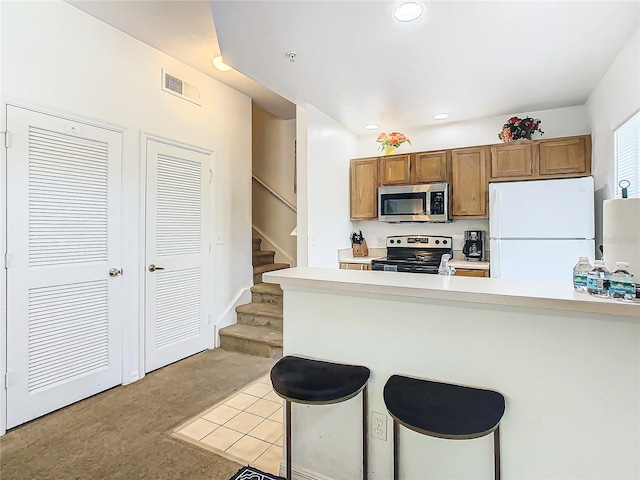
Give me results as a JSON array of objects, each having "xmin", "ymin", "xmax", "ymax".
[{"xmin": 462, "ymin": 230, "xmax": 485, "ymax": 262}]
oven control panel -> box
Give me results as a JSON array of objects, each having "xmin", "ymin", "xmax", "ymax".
[{"xmin": 386, "ymin": 235, "xmax": 452, "ymax": 249}]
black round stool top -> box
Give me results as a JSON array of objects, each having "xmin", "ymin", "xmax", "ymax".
[
  {"xmin": 271, "ymin": 356, "xmax": 370, "ymax": 404},
  {"xmin": 384, "ymin": 375, "xmax": 505, "ymax": 439}
]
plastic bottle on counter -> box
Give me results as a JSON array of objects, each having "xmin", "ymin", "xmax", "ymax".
[
  {"xmin": 609, "ymin": 262, "xmax": 636, "ymax": 301},
  {"xmin": 572, "ymin": 256, "xmax": 592, "ymax": 293},
  {"xmin": 438, "ymin": 254, "xmax": 456, "ymax": 276},
  {"xmin": 586, "ymin": 260, "xmax": 610, "ymax": 297}
]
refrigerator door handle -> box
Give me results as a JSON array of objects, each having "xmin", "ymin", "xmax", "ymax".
[
  {"xmin": 491, "ymin": 240, "xmax": 501, "ymax": 278},
  {"xmin": 491, "ymin": 188, "xmax": 501, "ymax": 238}
]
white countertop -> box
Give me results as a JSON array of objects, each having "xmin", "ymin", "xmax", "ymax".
[
  {"xmin": 263, "ymin": 267, "xmax": 639, "ymax": 318},
  {"xmin": 337, "ymin": 248, "xmax": 386, "ymax": 264},
  {"xmin": 449, "ymin": 259, "xmax": 490, "ymax": 270}
]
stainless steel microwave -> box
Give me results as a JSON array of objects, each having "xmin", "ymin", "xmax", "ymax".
[{"xmin": 378, "ymin": 183, "xmax": 449, "ymax": 222}]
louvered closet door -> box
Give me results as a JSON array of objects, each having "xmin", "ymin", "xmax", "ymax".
[
  {"xmin": 6, "ymin": 106, "xmax": 123, "ymax": 429},
  {"xmin": 145, "ymin": 140, "xmax": 211, "ymax": 372}
]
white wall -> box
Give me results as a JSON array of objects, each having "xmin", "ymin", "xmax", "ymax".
[
  {"xmin": 0, "ymin": 0, "xmax": 252, "ymax": 432},
  {"xmin": 299, "ymin": 104, "xmax": 358, "ymax": 267},
  {"xmin": 353, "ymin": 105, "xmax": 591, "ymax": 252},
  {"xmin": 586, "ymin": 27, "xmax": 640, "ymax": 250},
  {"xmin": 252, "ymin": 105, "xmax": 297, "ymax": 264}
]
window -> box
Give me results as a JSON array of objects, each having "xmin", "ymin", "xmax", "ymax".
[{"xmin": 614, "ymin": 110, "xmax": 640, "ymax": 198}]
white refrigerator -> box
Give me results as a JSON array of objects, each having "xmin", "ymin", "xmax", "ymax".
[{"xmin": 489, "ymin": 176, "xmax": 595, "ymax": 283}]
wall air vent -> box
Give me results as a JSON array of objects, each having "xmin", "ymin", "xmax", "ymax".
[{"xmin": 161, "ymin": 69, "xmax": 201, "ymax": 106}]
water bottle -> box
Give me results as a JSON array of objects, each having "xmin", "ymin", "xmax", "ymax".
[
  {"xmin": 609, "ymin": 262, "xmax": 636, "ymax": 301},
  {"xmin": 438, "ymin": 254, "xmax": 456, "ymax": 276},
  {"xmin": 587, "ymin": 260, "xmax": 610, "ymax": 297},
  {"xmin": 572, "ymin": 256, "xmax": 592, "ymax": 293}
]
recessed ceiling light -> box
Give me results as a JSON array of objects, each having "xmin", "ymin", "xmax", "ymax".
[
  {"xmin": 393, "ymin": 2, "xmax": 425, "ymax": 22},
  {"xmin": 212, "ymin": 56, "xmax": 232, "ymax": 72},
  {"xmin": 433, "ymin": 113, "xmax": 449, "ymax": 120},
  {"xmin": 365, "ymin": 124, "xmax": 379, "ymax": 130}
]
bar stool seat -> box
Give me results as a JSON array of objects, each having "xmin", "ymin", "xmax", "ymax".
[
  {"xmin": 384, "ymin": 375, "xmax": 505, "ymax": 479},
  {"xmin": 271, "ymin": 355, "xmax": 370, "ymax": 404},
  {"xmin": 271, "ymin": 356, "xmax": 370, "ymax": 480}
]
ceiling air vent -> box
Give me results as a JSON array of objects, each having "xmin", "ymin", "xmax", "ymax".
[{"xmin": 161, "ymin": 69, "xmax": 201, "ymax": 106}]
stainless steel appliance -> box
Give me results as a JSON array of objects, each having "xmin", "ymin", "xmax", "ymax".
[
  {"xmin": 371, "ymin": 235, "xmax": 453, "ymax": 274},
  {"xmin": 378, "ymin": 183, "xmax": 449, "ymax": 223},
  {"xmin": 462, "ymin": 230, "xmax": 485, "ymax": 262}
]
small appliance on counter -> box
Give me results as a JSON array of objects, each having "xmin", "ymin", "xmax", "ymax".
[
  {"xmin": 371, "ymin": 235, "xmax": 453, "ymax": 274},
  {"xmin": 462, "ymin": 230, "xmax": 485, "ymax": 261}
]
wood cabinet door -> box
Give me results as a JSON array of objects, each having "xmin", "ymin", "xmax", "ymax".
[
  {"xmin": 451, "ymin": 147, "xmax": 488, "ymax": 218},
  {"xmin": 350, "ymin": 157, "xmax": 379, "ymax": 220},
  {"xmin": 538, "ymin": 135, "xmax": 590, "ymax": 176},
  {"xmin": 490, "ymin": 143, "xmax": 534, "ymax": 180},
  {"xmin": 454, "ymin": 268, "xmax": 489, "ymax": 277},
  {"xmin": 380, "ymin": 154, "xmax": 411, "ymax": 185},
  {"xmin": 412, "ymin": 151, "xmax": 448, "ymax": 183}
]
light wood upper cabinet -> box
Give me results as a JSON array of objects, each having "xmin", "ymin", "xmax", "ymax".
[
  {"xmin": 490, "ymin": 142, "xmax": 534, "ymax": 180},
  {"xmin": 412, "ymin": 151, "xmax": 448, "ymax": 183},
  {"xmin": 451, "ymin": 147, "xmax": 488, "ymax": 219},
  {"xmin": 380, "ymin": 154, "xmax": 411, "ymax": 185},
  {"xmin": 350, "ymin": 157, "xmax": 379, "ymax": 220},
  {"xmin": 538, "ymin": 135, "xmax": 591, "ymax": 177}
]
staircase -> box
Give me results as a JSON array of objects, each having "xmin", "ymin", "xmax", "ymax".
[{"xmin": 219, "ymin": 238, "xmax": 289, "ymax": 358}]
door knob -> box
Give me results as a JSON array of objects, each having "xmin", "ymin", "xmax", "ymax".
[
  {"xmin": 148, "ymin": 264, "xmax": 165, "ymax": 272},
  {"xmin": 109, "ymin": 268, "xmax": 122, "ymax": 277}
]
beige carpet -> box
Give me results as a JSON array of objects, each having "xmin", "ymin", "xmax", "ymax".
[{"xmin": 0, "ymin": 349, "xmax": 275, "ymax": 480}]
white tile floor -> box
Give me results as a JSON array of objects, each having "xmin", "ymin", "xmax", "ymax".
[{"xmin": 173, "ymin": 374, "xmax": 284, "ymax": 475}]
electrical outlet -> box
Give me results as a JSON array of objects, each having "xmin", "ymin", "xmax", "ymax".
[
  {"xmin": 216, "ymin": 234, "xmax": 225, "ymax": 245},
  {"xmin": 377, "ymin": 236, "xmax": 385, "ymax": 247},
  {"xmin": 371, "ymin": 411, "xmax": 387, "ymax": 441}
]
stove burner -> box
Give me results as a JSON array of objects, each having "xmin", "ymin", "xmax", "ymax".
[{"xmin": 372, "ymin": 235, "xmax": 453, "ymax": 274}]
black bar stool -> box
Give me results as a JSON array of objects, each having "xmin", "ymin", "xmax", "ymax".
[
  {"xmin": 270, "ymin": 355, "xmax": 371, "ymax": 480},
  {"xmin": 383, "ymin": 375, "xmax": 505, "ymax": 480}
]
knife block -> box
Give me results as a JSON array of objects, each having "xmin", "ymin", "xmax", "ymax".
[{"xmin": 352, "ymin": 239, "xmax": 369, "ymax": 257}]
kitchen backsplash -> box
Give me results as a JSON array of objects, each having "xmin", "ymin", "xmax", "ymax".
[{"xmin": 351, "ymin": 218, "xmax": 490, "ymax": 252}]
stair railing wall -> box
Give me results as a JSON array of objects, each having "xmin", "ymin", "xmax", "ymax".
[{"xmin": 252, "ymin": 174, "xmax": 297, "ymax": 266}]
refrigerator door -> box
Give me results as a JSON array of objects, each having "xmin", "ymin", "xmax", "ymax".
[
  {"xmin": 490, "ymin": 177, "xmax": 594, "ymax": 239},
  {"xmin": 490, "ymin": 238, "xmax": 595, "ymax": 283}
]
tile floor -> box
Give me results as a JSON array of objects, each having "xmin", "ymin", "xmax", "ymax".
[{"xmin": 173, "ymin": 373, "xmax": 284, "ymax": 475}]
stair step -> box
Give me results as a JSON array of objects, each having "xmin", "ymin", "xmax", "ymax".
[
  {"xmin": 236, "ymin": 303, "xmax": 283, "ymax": 329},
  {"xmin": 251, "ymin": 283, "xmax": 283, "ymax": 305},
  {"xmin": 219, "ymin": 324, "xmax": 282, "ymax": 359},
  {"xmin": 252, "ymin": 238, "xmax": 262, "ymax": 251},
  {"xmin": 252, "ymin": 249, "xmax": 276, "ymax": 267},
  {"xmin": 253, "ymin": 263, "xmax": 289, "ymax": 284}
]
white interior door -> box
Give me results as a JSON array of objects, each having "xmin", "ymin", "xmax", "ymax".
[
  {"xmin": 6, "ymin": 106, "xmax": 123, "ymax": 429},
  {"xmin": 145, "ymin": 140, "xmax": 211, "ymax": 373}
]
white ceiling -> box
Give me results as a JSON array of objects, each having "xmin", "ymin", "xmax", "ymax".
[{"xmin": 68, "ymin": 1, "xmax": 638, "ymax": 133}]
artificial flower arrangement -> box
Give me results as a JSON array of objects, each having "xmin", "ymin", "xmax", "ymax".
[
  {"xmin": 376, "ymin": 132, "xmax": 411, "ymax": 152},
  {"xmin": 498, "ymin": 116, "xmax": 544, "ymax": 142}
]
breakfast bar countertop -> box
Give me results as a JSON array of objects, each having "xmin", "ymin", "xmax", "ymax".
[{"xmin": 264, "ymin": 266, "xmax": 639, "ymax": 318}]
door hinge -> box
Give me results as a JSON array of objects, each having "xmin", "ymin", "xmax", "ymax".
[
  {"xmin": 2, "ymin": 131, "xmax": 11, "ymax": 148},
  {"xmin": 207, "ymin": 313, "xmax": 212, "ymax": 325},
  {"xmin": 5, "ymin": 372, "xmax": 11, "ymax": 389},
  {"xmin": 208, "ymin": 242, "xmax": 212, "ymax": 253},
  {"xmin": 4, "ymin": 252, "xmax": 8, "ymax": 269},
  {"xmin": 209, "ymin": 169, "xmax": 213, "ymax": 183}
]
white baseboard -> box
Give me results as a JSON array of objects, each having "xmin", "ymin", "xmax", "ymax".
[
  {"xmin": 279, "ymin": 462, "xmax": 335, "ymax": 480},
  {"xmin": 214, "ymin": 287, "xmax": 252, "ymax": 347}
]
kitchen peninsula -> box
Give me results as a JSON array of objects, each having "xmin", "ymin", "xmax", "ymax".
[{"xmin": 263, "ymin": 267, "xmax": 639, "ymax": 480}]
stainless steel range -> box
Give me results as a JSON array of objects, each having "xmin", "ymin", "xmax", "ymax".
[{"xmin": 371, "ymin": 235, "xmax": 453, "ymax": 274}]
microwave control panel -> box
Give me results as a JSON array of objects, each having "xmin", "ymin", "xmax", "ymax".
[{"xmin": 429, "ymin": 191, "xmax": 446, "ymax": 215}]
